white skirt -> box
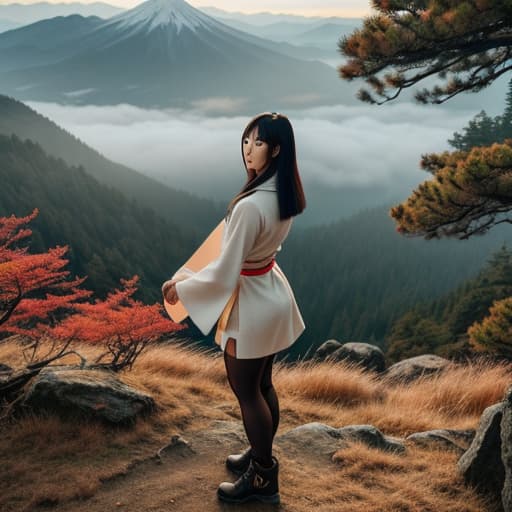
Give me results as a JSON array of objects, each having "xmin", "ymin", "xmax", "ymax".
[{"xmin": 219, "ymin": 261, "xmax": 305, "ymax": 359}]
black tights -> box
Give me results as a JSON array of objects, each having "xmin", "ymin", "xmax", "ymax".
[{"xmin": 223, "ymin": 349, "xmax": 280, "ymax": 469}]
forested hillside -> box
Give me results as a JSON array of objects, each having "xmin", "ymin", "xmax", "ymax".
[
  {"xmin": 0, "ymin": 133, "xmax": 198, "ymax": 303},
  {"xmin": 280, "ymin": 206, "xmax": 512, "ymax": 360},
  {"xmin": 0, "ymin": 94, "xmax": 225, "ymax": 240},
  {"xmin": 4, "ymin": 126, "xmax": 512, "ymax": 360},
  {"xmin": 385, "ymin": 244, "xmax": 512, "ymax": 361}
]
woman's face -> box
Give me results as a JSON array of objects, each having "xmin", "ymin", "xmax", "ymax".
[{"xmin": 243, "ymin": 125, "xmax": 274, "ymax": 176}]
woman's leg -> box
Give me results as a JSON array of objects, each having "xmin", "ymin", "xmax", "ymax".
[
  {"xmin": 260, "ymin": 353, "xmax": 280, "ymax": 441},
  {"xmin": 224, "ymin": 338, "xmax": 274, "ymax": 468}
]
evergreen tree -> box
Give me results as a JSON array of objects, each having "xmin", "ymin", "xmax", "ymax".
[
  {"xmin": 386, "ymin": 244, "xmax": 512, "ymax": 360},
  {"xmin": 448, "ymin": 111, "xmax": 500, "ymax": 151},
  {"xmin": 338, "ymin": 0, "xmax": 512, "ymax": 104},
  {"xmin": 448, "ymin": 79, "xmax": 512, "ymax": 150},
  {"xmin": 468, "ymin": 296, "xmax": 512, "ymax": 359},
  {"xmin": 390, "ymin": 140, "xmax": 512, "ymax": 240},
  {"xmin": 498, "ymin": 78, "xmax": 512, "ymax": 140}
]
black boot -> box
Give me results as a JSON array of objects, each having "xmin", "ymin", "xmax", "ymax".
[
  {"xmin": 217, "ymin": 455, "xmax": 280, "ymax": 504},
  {"xmin": 225, "ymin": 446, "xmax": 253, "ymax": 475}
]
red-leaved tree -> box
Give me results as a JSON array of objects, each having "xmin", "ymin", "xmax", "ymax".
[{"xmin": 0, "ymin": 208, "xmax": 187, "ymax": 407}]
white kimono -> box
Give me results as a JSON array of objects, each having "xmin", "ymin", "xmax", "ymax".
[{"xmin": 173, "ymin": 172, "xmax": 306, "ymax": 359}]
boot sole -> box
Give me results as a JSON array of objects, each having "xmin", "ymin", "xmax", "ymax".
[{"xmin": 217, "ymin": 491, "xmax": 281, "ymax": 504}]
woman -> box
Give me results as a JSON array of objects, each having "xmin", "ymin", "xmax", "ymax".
[{"xmin": 162, "ymin": 112, "xmax": 306, "ymax": 505}]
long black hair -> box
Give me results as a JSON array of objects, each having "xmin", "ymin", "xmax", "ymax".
[{"xmin": 225, "ymin": 111, "xmax": 306, "ymax": 222}]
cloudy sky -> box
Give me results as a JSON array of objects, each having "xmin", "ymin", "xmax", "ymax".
[{"xmin": 0, "ymin": 0, "xmax": 373, "ymax": 17}]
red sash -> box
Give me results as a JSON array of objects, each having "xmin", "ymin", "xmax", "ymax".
[{"xmin": 240, "ymin": 258, "xmax": 275, "ymax": 276}]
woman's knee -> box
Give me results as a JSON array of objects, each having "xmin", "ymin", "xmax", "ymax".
[{"xmin": 260, "ymin": 355, "xmax": 274, "ymax": 392}]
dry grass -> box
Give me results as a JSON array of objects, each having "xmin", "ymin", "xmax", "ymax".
[
  {"xmin": 0, "ymin": 338, "xmax": 510, "ymax": 512},
  {"xmin": 328, "ymin": 442, "xmax": 500, "ymax": 512}
]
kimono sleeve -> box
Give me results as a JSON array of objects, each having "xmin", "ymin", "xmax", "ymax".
[{"xmin": 175, "ymin": 200, "xmax": 262, "ymax": 336}]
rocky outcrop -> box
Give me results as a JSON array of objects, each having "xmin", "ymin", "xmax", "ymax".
[
  {"xmin": 313, "ymin": 339, "xmax": 342, "ymax": 360},
  {"xmin": 276, "ymin": 422, "xmax": 406, "ymax": 459},
  {"xmin": 457, "ymin": 401, "xmax": 504, "ymax": 498},
  {"xmin": 406, "ymin": 428, "xmax": 475, "ymax": 455},
  {"xmin": 383, "ymin": 354, "xmax": 451, "ymax": 383},
  {"xmin": 454, "ymin": 386, "xmax": 512, "ymax": 512},
  {"xmin": 331, "ymin": 342, "xmax": 386, "ymax": 372},
  {"xmin": 501, "ymin": 387, "xmax": 512, "ymax": 511},
  {"xmin": 22, "ymin": 365, "xmax": 155, "ymax": 424},
  {"xmin": 313, "ymin": 340, "xmax": 386, "ymax": 372}
]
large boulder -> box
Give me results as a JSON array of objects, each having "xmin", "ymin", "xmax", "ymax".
[
  {"xmin": 383, "ymin": 354, "xmax": 451, "ymax": 383},
  {"xmin": 313, "ymin": 339, "xmax": 342, "ymax": 360},
  {"xmin": 22, "ymin": 365, "xmax": 155, "ymax": 424},
  {"xmin": 457, "ymin": 402, "xmax": 505, "ymax": 498},
  {"xmin": 501, "ymin": 386, "xmax": 512, "ymax": 511},
  {"xmin": 331, "ymin": 342, "xmax": 386, "ymax": 372}
]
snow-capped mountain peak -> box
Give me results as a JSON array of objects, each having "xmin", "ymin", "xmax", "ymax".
[{"xmin": 104, "ymin": 0, "xmax": 212, "ymax": 34}]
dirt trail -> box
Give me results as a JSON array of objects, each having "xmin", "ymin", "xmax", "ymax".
[{"xmin": 45, "ymin": 420, "xmax": 327, "ymax": 512}]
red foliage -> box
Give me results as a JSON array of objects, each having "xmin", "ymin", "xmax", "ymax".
[
  {"xmin": 47, "ymin": 275, "xmax": 184, "ymax": 346},
  {"xmin": 0, "ymin": 209, "xmax": 186, "ymax": 353}
]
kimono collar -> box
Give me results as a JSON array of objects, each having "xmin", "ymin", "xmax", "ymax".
[{"xmin": 252, "ymin": 172, "xmax": 277, "ymax": 192}]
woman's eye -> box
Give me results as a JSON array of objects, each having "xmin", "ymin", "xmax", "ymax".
[{"xmin": 243, "ymin": 138, "xmax": 263, "ymax": 146}]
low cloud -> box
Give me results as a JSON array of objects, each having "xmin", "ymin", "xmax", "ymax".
[
  {"xmin": 189, "ymin": 96, "xmax": 249, "ymax": 114},
  {"xmin": 26, "ymin": 99, "xmax": 481, "ymax": 196}
]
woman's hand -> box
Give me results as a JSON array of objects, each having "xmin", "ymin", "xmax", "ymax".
[{"xmin": 162, "ymin": 279, "xmax": 179, "ymax": 305}]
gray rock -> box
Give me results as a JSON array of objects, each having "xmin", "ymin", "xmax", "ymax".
[
  {"xmin": 276, "ymin": 422, "xmax": 406, "ymax": 460},
  {"xmin": 457, "ymin": 402, "xmax": 505, "ymax": 498},
  {"xmin": 276, "ymin": 422, "xmax": 350, "ymax": 459},
  {"xmin": 156, "ymin": 434, "xmax": 196, "ymax": 463},
  {"xmin": 331, "ymin": 342, "xmax": 386, "ymax": 372},
  {"xmin": 22, "ymin": 365, "xmax": 155, "ymax": 424},
  {"xmin": 335, "ymin": 424, "xmax": 406, "ymax": 453},
  {"xmin": 383, "ymin": 354, "xmax": 451, "ymax": 383},
  {"xmin": 314, "ymin": 339, "xmax": 342, "ymax": 360},
  {"xmin": 406, "ymin": 429, "xmax": 475, "ymax": 454},
  {"xmin": 501, "ymin": 386, "xmax": 512, "ymax": 511}
]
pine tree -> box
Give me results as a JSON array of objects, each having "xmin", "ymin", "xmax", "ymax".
[
  {"xmin": 498, "ymin": 78, "xmax": 512, "ymax": 140},
  {"xmin": 390, "ymin": 140, "xmax": 512, "ymax": 240},
  {"xmin": 468, "ymin": 296, "xmax": 512, "ymax": 359},
  {"xmin": 448, "ymin": 111, "xmax": 499, "ymax": 150},
  {"xmin": 338, "ymin": 0, "xmax": 512, "ymax": 104}
]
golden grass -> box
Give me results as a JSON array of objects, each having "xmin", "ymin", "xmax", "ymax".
[
  {"xmin": 0, "ymin": 338, "xmax": 510, "ymax": 511},
  {"xmin": 329, "ymin": 442, "xmax": 500, "ymax": 512}
]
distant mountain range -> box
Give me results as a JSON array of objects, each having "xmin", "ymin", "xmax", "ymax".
[
  {"xmin": 0, "ymin": 3, "xmax": 358, "ymax": 67},
  {"xmin": 200, "ymin": 7, "xmax": 360, "ymax": 50},
  {"xmin": 0, "ymin": 2, "xmax": 357, "ymax": 32},
  {"xmin": 0, "ymin": 1, "xmax": 122, "ymax": 32},
  {"xmin": 0, "ymin": 0, "xmax": 355, "ymax": 111}
]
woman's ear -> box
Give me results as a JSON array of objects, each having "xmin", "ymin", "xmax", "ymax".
[{"xmin": 272, "ymin": 145, "xmax": 280, "ymax": 158}]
